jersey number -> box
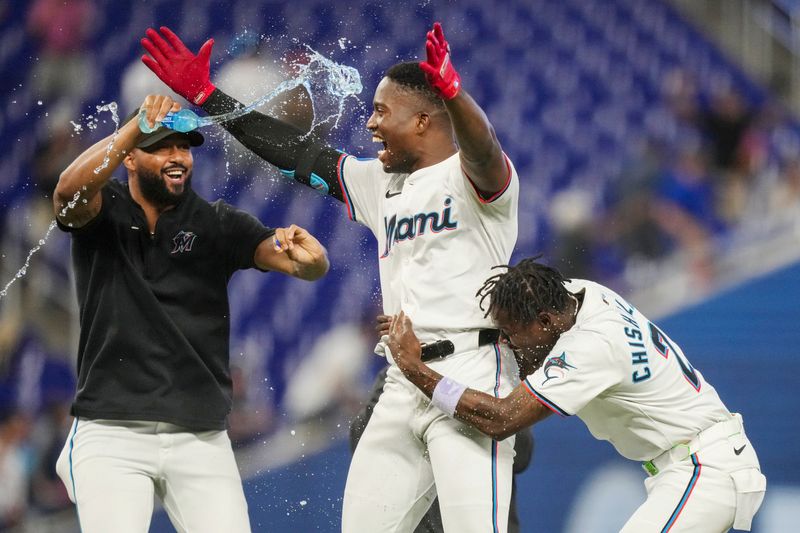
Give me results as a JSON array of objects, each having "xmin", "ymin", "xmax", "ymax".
[{"xmin": 648, "ymin": 322, "xmax": 701, "ymax": 391}]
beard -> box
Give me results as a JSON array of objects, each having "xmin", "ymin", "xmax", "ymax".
[
  {"xmin": 137, "ymin": 167, "xmax": 191, "ymax": 208},
  {"xmin": 512, "ymin": 345, "xmax": 550, "ymax": 379}
]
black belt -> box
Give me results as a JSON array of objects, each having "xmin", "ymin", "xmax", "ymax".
[{"xmin": 420, "ymin": 329, "xmax": 501, "ymax": 362}]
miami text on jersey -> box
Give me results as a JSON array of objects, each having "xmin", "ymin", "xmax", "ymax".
[{"xmin": 380, "ymin": 197, "xmax": 458, "ymax": 258}]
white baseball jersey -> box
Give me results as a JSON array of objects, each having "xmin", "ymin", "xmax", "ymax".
[
  {"xmin": 338, "ymin": 153, "xmax": 519, "ymax": 342},
  {"xmin": 341, "ymin": 153, "xmax": 520, "ymax": 532},
  {"xmin": 523, "ymin": 279, "xmax": 731, "ymax": 461}
]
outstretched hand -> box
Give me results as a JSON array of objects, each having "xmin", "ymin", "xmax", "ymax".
[
  {"xmin": 419, "ymin": 22, "xmax": 461, "ymax": 100},
  {"xmin": 141, "ymin": 26, "xmax": 217, "ymax": 105},
  {"xmin": 387, "ymin": 311, "xmax": 423, "ymax": 371}
]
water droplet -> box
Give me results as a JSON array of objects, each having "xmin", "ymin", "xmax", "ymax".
[{"xmin": 0, "ymin": 220, "xmax": 58, "ymax": 301}]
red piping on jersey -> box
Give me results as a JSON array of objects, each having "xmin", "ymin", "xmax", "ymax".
[
  {"xmin": 463, "ymin": 154, "xmax": 513, "ymax": 204},
  {"xmin": 522, "ymin": 380, "xmax": 569, "ymax": 417},
  {"xmin": 336, "ymin": 153, "xmax": 355, "ymax": 221}
]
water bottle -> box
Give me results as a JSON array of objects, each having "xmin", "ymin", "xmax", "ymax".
[
  {"xmin": 137, "ymin": 108, "xmax": 204, "ymax": 133},
  {"xmin": 160, "ymin": 109, "xmax": 204, "ymax": 132},
  {"xmin": 137, "ymin": 109, "xmax": 160, "ymax": 133}
]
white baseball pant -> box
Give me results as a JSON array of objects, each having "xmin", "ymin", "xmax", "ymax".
[
  {"xmin": 55, "ymin": 418, "xmax": 251, "ymax": 533},
  {"xmin": 343, "ymin": 344, "xmax": 517, "ymax": 532},
  {"xmin": 621, "ymin": 414, "xmax": 766, "ymax": 532}
]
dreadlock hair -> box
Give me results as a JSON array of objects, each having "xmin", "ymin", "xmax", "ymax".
[
  {"xmin": 385, "ymin": 61, "xmax": 445, "ymax": 111},
  {"xmin": 477, "ymin": 256, "xmax": 572, "ymax": 325}
]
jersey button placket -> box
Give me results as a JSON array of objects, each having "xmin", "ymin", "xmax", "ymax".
[{"xmin": 400, "ymin": 253, "xmax": 411, "ymax": 305}]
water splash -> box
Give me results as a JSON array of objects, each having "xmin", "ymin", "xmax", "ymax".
[
  {"xmin": 0, "ymin": 221, "xmax": 58, "ymax": 300},
  {"xmin": 58, "ymin": 189, "xmax": 85, "ymax": 219},
  {"xmin": 0, "ymin": 50, "xmax": 361, "ymax": 302},
  {"xmin": 300, "ymin": 47, "xmax": 363, "ymax": 129},
  {"xmin": 204, "ymin": 47, "xmax": 362, "ymax": 132},
  {"xmin": 92, "ymin": 102, "xmax": 121, "ymax": 174},
  {"xmin": 168, "ymin": 47, "xmax": 361, "ymax": 134},
  {"xmin": 0, "ymin": 102, "xmax": 119, "ymax": 303}
]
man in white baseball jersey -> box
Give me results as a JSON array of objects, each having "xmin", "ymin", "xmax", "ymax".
[
  {"xmin": 142, "ymin": 22, "xmax": 520, "ymax": 532},
  {"xmin": 387, "ymin": 257, "xmax": 767, "ymax": 532}
]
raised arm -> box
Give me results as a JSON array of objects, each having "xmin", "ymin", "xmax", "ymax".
[
  {"xmin": 54, "ymin": 95, "xmax": 179, "ymax": 228},
  {"xmin": 386, "ymin": 311, "xmax": 551, "ymax": 440},
  {"xmin": 419, "ymin": 23, "xmax": 508, "ymax": 196},
  {"xmin": 141, "ymin": 27, "xmax": 347, "ymax": 202}
]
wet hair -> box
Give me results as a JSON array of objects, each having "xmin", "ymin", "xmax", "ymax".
[
  {"xmin": 477, "ymin": 256, "xmax": 571, "ymax": 324},
  {"xmin": 385, "ymin": 61, "xmax": 445, "ymax": 110}
]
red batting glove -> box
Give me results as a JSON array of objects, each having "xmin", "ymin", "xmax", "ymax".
[
  {"xmin": 418, "ymin": 22, "xmax": 461, "ymax": 100},
  {"xmin": 141, "ymin": 26, "xmax": 216, "ymax": 105}
]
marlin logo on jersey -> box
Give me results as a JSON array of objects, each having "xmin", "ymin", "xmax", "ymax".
[
  {"xmin": 171, "ymin": 231, "xmax": 197, "ymax": 254},
  {"xmin": 380, "ymin": 197, "xmax": 458, "ymax": 258},
  {"xmin": 542, "ymin": 352, "xmax": 576, "ymax": 384}
]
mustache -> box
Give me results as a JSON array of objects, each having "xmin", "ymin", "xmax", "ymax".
[{"xmin": 137, "ymin": 166, "xmax": 191, "ymax": 208}]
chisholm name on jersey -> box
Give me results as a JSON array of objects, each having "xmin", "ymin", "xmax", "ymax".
[{"xmin": 380, "ymin": 197, "xmax": 458, "ymax": 258}]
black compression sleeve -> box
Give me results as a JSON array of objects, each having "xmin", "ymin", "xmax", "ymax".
[{"xmin": 201, "ymin": 89, "xmax": 346, "ymax": 202}]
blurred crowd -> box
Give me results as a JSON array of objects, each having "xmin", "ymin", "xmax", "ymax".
[
  {"xmin": 547, "ymin": 67, "xmax": 800, "ymax": 291},
  {"xmin": 1, "ymin": 0, "xmax": 92, "ymax": 527},
  {"xmin": 2, "ymin": 0, "xmax": 800, "ymax": 530}
]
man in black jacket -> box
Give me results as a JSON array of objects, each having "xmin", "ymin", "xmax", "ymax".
[{"xmin": 52, "ymin": 94, "xmax": 329, "ymax": 533}]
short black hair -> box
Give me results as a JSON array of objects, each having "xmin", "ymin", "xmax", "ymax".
[
  {"xmin": 385, "ymin": 61, "xmax": 444, "ymax": 110},
  {"xmin": 477, "ymin": 256, "xmax": 571, "ymax": 324}
]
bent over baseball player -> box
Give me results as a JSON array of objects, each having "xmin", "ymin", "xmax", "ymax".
[
  {"xmin": 53, "ymin": 95, "xmax": 329, "ymax": 533},
  {"xmin": 387, "ymin": 258, "xmax": 767, "ymax": 532},
  {"xmin": 142, "ymin": 22, "xmax": 520, "ymax": 532}
]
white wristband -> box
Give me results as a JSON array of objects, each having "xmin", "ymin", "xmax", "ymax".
[{"xmin": 431, "ymin": 377, "xmax": 467, "ymax": 417}]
